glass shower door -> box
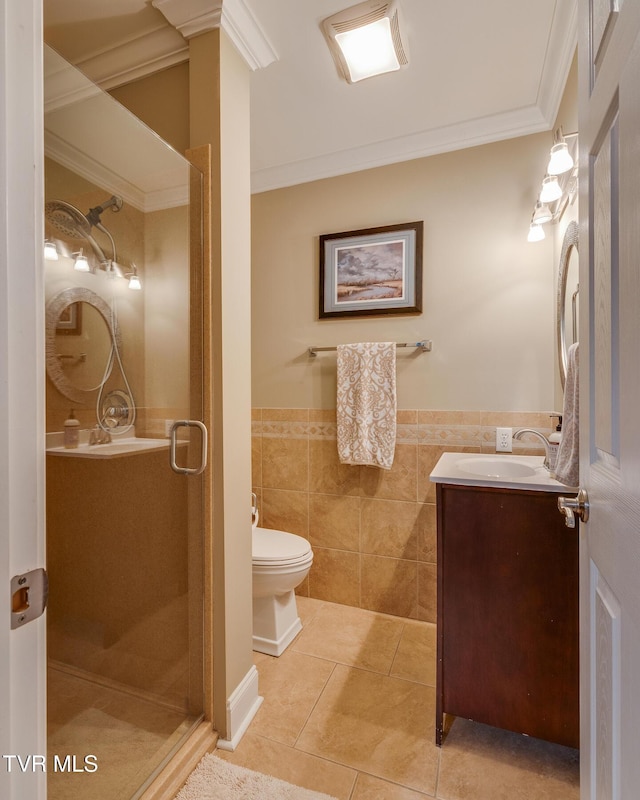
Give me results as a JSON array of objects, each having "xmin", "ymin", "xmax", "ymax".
[{"xmin": 44, "ymin": 45, "xmax": 205, "ymax": 800}]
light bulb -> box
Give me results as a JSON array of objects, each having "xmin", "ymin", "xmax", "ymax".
[
  {"xmin": 547, "ymin": 142, "xmax": 574, "ymax": 175},
  {"xmin": 336, "ymin": 18, "xmax": 400, "ymax": 82},
  {"xmin": 44, "ymin": 240, "xmax": 59, "ymax": 261},
  {"xmin": 128, "ymin": 274, "xmax": 142, "ymax": 290},
  {"xmin": 540, "ymin": 175, "xmax": 562, "ymax": 203},
  {"xmin": 527, "ymin": 224, "xmax": 545, "ymax": 242}
]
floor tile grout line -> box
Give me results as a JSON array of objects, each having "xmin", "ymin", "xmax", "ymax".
[{"xmin": 291, "ymin": 660, "xmax": 338, "ymax": 751}]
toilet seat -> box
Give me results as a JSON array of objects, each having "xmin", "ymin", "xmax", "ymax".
[{"xmin": 252, "ymin": 527, "xmax": 312, "ymax": 567}]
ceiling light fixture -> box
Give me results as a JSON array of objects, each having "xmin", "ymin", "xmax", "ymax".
[{"xmin": 322, "ymin": 0, "xmax": 409, "ymax": 84}]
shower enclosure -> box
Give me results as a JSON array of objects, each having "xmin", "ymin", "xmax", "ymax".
[{"xmin": 44, "ymin": 46, "xmax": 206, "ymax": 800}]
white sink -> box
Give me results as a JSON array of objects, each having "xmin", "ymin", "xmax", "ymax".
[
  {"xmin": 455, "ymin": 457, "xmax": 538, "ymax": 479},
  {"xmin": 429, "ymin": 452, "xmax": 574, "ymax": 492}
]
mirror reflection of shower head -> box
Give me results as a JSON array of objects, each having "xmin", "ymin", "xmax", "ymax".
[
  {"xmin": 45, "ymin": 200, "xmax": 108, "ymax": 265},
  {"xmin": 85, "ymin": 195, "xmax": 123, "ymax": 227},
  {"xmin": 45, "ymin": 195, "xmax": 123, "ymax": 269}
]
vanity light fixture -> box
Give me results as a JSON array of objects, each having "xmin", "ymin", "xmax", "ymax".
[
  {"xmin": 73, "ymin": 249, "xmax": 90, "ymax": 272},
  {"xmin": 526, "ymin": 128, "xmax": 579, "ymax": 241},
  {"xmin": 44, "ymin": 239, "xmax": 59, "ymax": 261},
  {"xmin": 547, "ymin": 127, "xmax": 577, "ymax": 175},
  {"xmin": 532, "ymin": 201, "xmax": 553, "ymax": 226},
  {"xmin": 540, "ymin": 175, "xmax": 563, "ymax": 203},
  {"xmin": 322, "ymin": 0, "xmax": 409, "ymax": 84},
  {"xmin": 126, "ymin": 265, "xmax": 142, "ymax": 291},
  {"xmin": 547, "ymin": 141, "xmax": 574, "ymax": 175},
  {"xmin": 527, "ymin": 223, "xmax": 545, "ymax": 242}
]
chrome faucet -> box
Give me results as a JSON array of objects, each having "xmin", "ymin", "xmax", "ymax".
[
  {"xmin": 89, "ymin": 424, "xmax": 112, "ymax": 445},
  {"xmin": 513, "ymin": 428, "xmax": 551, "ymax": 469}
]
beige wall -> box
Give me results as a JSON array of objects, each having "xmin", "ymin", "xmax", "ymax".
[
  {"xmin": 251, "ymin": 132, "xmax": 556, "ymax": 412},
  {"xmin": 249, "ymin": 55, "xmax": 580, "ymax": 618},
  {"xmin": 110, "ymin": 63, "xmax": 190, "ymax": 156}
]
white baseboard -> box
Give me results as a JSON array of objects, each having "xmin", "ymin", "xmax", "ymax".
[{"xmin": 216, "ymin": 665, "xmax": 263, "ymax": 751}]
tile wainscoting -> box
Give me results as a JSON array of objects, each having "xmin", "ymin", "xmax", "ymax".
[{"xmin": 251, "ymin": 409, "xmax": 552, "ymax": 623}]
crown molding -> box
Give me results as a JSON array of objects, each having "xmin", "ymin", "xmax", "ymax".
[
  {"xmin": 152, "ymin": 0, "xmax": 277, "ymax": 70},
  {"xmin": 250, "ymin": 104, "xmax": 551, "ymax": 194},
  {"xmin": 536, "ymin": 0, "xmax": 578, "ymax": 126},
  {"xmin": 69, "ymin": 25, "xmax": 189, "ymax": 92},
  {"xmin": 56, "ymin": 0, "xmax": 276, "ymax": 92},
  {"xmin": 44, "ymin": 131, "xmax": 188, "ymax": 212}
]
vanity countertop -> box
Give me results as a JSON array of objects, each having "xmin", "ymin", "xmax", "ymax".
[
  {"xmin": 46, "ymin": 436, "xmax": 171, "ymax": 459},
  {"xmin": 429, "ymin": 452, "xmax": 576, "ymax": 493}
]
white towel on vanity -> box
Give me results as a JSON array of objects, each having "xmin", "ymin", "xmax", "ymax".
[
  {"xmin": 555, "ymin": 342, "xmax": 579, "ymax": 487},
  {"xmin": 336, "ymin": 342, "xmax": 397, "ymax": 470}
]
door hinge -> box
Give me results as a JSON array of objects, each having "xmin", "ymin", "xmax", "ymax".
[{"xmin": 11, "ymin": 568, "xmax": 48, "ymax": 629}]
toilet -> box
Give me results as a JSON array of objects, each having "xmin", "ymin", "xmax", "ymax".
[{"xmin": 251, "ymin": 500, "xmax": 313, "ymax": 656}]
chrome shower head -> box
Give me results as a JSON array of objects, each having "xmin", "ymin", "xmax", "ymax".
[
  {"xmin": 45, "ymin": 199, "xmax": 92, "ymax": 239},
  {"xmin": 45, "ymin": 196, "xmax": 123, "ymax": 267}
]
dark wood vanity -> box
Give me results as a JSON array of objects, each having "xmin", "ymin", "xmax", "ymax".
[{"xmin": 435, "ymin": 482, "xmax": 579, "ymax": 749}]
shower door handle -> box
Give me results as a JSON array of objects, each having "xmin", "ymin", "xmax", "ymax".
[{"xmin": 169, "ymin": 420, "xmax": 208, "ymax": 475}]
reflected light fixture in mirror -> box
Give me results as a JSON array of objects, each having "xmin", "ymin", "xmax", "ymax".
[
  {"xmin": 127, "ymin": 265, "xmax": 142, "ymax": 291},
  {"xmin": 44, "ymin": 239, "xmax": 58, "ymax": 261},
  {"xmin": 73, "ymin": 249, "xmax": 90, "ymax": 272},
  {"xmin": 322, "ymin": 0, "xmax": 409, "ymax": 84}
]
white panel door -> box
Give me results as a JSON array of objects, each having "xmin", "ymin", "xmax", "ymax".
[
  {"xmin": 0, "ymin": 1, "xmax": 47, "ymax": 798},
  {"xmin": 578, "ymin": 1, "xmax": 640, "ymax": 798}
]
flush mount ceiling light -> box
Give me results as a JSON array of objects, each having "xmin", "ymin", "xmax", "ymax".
[{"xmin": 322, "ymin": 0, "xmax": 409, "ymax": 84}]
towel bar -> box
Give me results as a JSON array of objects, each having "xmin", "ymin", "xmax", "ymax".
[{"xmin": 308, "ymin": 340, "xmax": 432, "ymax": 357}]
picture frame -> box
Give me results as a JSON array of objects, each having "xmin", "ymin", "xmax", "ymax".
[
  {"xmin": 55, "ymin": 301, "xmax": 82, "ymax": 335},
  {"xmin": 319, "ymin": 221, "xmax": 423, "ymax": 319}
]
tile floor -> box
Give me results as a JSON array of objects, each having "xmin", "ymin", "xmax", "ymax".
[{"xmin": 215, "ymin": 597, "xmax": 580, "ymax": 800}]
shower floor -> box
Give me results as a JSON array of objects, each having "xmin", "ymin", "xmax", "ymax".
[{"xmin": 47, "ymin": 664, "xmax": 200, "ymax": 800}]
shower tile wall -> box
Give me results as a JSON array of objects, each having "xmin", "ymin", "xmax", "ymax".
[{"xmin": 251, "ymin": 408, "xmax": 551, "ymax": 622}]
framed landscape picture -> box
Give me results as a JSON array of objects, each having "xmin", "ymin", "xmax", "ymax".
[{"xmin": 319, "ymin": 221, "xmax": 423, "ymax": 319}]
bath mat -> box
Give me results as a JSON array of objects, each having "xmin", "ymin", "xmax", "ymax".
[{"xmin": 174, "ymin": 754, "xmax": 339, "ymax": 800}]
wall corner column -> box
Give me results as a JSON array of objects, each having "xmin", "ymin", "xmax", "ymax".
[{"xmin": 188, "ymin": 27, "xmax": 256, "ymax": 744}]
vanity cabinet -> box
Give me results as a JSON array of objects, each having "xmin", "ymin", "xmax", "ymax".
[{"xmin": 436, "ymin": 482, "xmax": 579, "ymax": 749}]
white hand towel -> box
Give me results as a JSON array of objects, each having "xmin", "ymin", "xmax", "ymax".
[
  {"xmin": 336, "ymin": 342, "xmax": 397, "ymax": 470},
  {"xmin": 555, "ymin": 342, "xmax": 579, "ymax": 487}
]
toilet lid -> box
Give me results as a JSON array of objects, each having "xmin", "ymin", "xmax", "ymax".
[{"xmin": 253, "ymin": 527, "xmax": 312, "ymax": 565}]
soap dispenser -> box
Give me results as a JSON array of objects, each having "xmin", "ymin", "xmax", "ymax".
[
  {"xmin": 64, "ymin": 409, "xmax": 80, "ymax": 449},
  {"xmin": 548, "ymin": 414, "xmax": 562, "ymax": 475}
]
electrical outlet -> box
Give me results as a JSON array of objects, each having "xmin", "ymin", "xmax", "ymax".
[
  {"xmin": 164, "ymin": 419, "xmax": 175, "ymax": 438},
  {"xmin": 496, "ymin": 427, "xmax": 512, "ymax": 452}
]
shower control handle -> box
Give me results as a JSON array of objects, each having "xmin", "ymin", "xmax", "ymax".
[{"xmin": 169, "ymin": 420, "xmax": 208, "ymax": 475}]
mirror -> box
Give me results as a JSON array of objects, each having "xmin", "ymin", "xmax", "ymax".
[
  {"xmin": 46, "ymin": 287, "xmax": 121, "ymax": 404},
  {"xmin": 556, "ymin": 221, "xmax": 579, "ymax": 391}
]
